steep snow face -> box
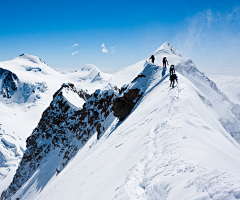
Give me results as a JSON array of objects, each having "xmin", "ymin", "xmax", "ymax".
[
  {"xmin": 14, "ymin": 62, "xmax": 240, "ymax": 200},
  {"xmin": 174, "ymin": 60, "xmax": 240, "ymax": 143}
]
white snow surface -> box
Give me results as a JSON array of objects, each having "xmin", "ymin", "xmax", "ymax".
[
  {"xmin": 62, "ymin": 88, "xmax": 85, "ymax": 109},
  {"xmin": 14, "ymin": 61, "xmax": 240, "ymax": 200},
  {"xmin": 3, "ymin": 44, "xmax": 240, "ymax": 199},
  {"xmin": 210, "ymin": 75, "xmax": 240, "ymax": 105}
]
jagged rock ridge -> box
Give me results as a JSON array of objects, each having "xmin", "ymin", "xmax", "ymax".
[
  {"xmin": 1, "ymin": 83, "xmax": 120, "ymax": 199},
  {"xmin": 112, "ymin": 88, "xmax": 142, "ymax": 121}
]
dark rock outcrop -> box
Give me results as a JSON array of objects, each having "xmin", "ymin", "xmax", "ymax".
[
  {"xmin": 0, "ymin": 68, "xmax": 19, "ymax": 98},
  {"xmin": 112, "ymin": 88, "xmax": 142, "ymax": 121},
  {"xmin": 131, "ymin": 74, "xmax": 146, "ymax": 83}
]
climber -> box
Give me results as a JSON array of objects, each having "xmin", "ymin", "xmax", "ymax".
[
  {"xmin": 169, "ymin": 65, "xmax": 175, "ymax": 75},
  {"xmin": 149, "ymin": 55, "xmax": 155, "ymax": 64},
  {"xmin": 170, "ymin": 74, "xmax": 178, "ymax": 87},
  {"xmin": 162, "ymin": 57, "xmax": 168, "ymax": 68}
]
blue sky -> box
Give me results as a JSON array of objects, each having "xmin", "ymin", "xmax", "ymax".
[{"xmin": 0, "ymin": 0, "xmax": 240, "ymax": 75}]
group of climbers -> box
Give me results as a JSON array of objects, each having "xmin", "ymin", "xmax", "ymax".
[{"xmin": 149, "ymin": 55, "xmax": 178, "ymax": 88}]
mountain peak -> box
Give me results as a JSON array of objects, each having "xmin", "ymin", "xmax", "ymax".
[
  {"xmin": 75, "ymin": 64, "xmax": 103, "ymax": 81},
  {"xmin": 15, "ymin": 54, "xmax": 44, "ymax": 64},
  {"xmin": 154, "ymin": 42, "xmax": 181, "ymax": 57},
  {"xmin": 80, "ymin": 64, "xmax": 100, "ymax": 72}
]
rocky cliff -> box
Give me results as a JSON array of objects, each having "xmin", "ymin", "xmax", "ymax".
[
  {"xmin": 1, "ymin": 83, "xmax": 120, "ymax": 199},
  {"xmin": 0, "ymin": 68, "xmax": 19, "ymax": 99}
]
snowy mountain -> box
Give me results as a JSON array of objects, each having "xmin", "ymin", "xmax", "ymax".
[
  {"xmin": 0, "ymin": 54, "xmax": 112, "ymax": 195},
  {"xmin": 2, "ymin": 44, "xmax": 240, "ymax": 200}
]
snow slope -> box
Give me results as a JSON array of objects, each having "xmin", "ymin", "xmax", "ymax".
[
  {"xmin": 3, "ymin": 44, "xmax": 240, "ymax": 200},
  {"xmin": 6, "ymin": 60, "xmax": 240, "ymax": 200},
  {"xmin": 9, "ymin": 61, "xmax": 240, "ymax": 200}
]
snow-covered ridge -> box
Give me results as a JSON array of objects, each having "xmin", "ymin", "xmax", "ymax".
[
  {"xmin": 110, "ymin": 42, "xmax": 240, "ymax": 143},
  {"xmin": 16, "ymin": 54, "xmax": 45, "ymax": 65},
  {"xmin": 26, "ymin": 61, "xmax": 240, "ymax": 200},
  {"xmin": 2, "ymin": 43, "xmax": 240, "ymax": 200}
]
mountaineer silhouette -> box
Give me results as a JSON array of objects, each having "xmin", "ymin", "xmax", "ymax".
[
  {"xmin": 149, "ymin": 55, "xmax": 155, "ymax": 63},
  {"xmin": 162, "ymin": 57, "xmax": 168, "ymax": 68},
  {"xmin": 170, "ymin": 74, "xmax": 178, "ymax": 87},
  {"xmin": 169, "ymin": 65, "xmax": 175, "ymax": 75}
]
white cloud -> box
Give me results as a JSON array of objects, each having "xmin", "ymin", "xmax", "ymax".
[
  {"xmin": 101, "ymin": 43, "xmax": 108, "ymax": 54},
  {"xmin": 72, "ymin": 51, "xmax": 79, "ymax": 55},
  {"xmin": 66, "ymin": 44, "xmax": 79, "ymax": 49},
  {"xmin": 110, "ymin": 46, "xmax": 117, "ymax": 54}
]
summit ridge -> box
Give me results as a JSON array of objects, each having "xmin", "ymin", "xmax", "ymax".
[{"xmin": 1, "ymin": 43, "xmax": 240, "ymax": 200}]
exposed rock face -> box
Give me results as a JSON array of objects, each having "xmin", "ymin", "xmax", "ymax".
[
  {"xmin": 1, "ymin": 83, "xmax": 118, "ymax": 200},
  {"xmin": 0, "ymin": 68, "xmax": 19, "ymax": 98},
  {"xmin": 0, "ymin": 67, "xmax": 48, "ymax": 103},
  {"xmin": 131, "ymin": 74, "xmax": 146, "ymax": 83},
  {"xmin": 112, "ymin": 88, "xmax": 142, "ymax": 121}
]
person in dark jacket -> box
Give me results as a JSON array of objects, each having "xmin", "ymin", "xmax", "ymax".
[
  {"xmin": 169, "ymin": 65, "xmax": 175, "ymax": 75},
  {"xmin": 170, "ymin": 74, "xmax": 178, "ymax": 87},
  {"xmin": 149, "ymin": 55, "xmax": 155, "ymax": 63},
  {"xmin": 162, "ymin": 57, "xmax": 168, "ymax": 68}
]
